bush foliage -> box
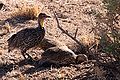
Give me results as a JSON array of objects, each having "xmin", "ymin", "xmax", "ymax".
[{"xmin": 94, "ymin": 0, "xmax": 120, "ymax": 59}]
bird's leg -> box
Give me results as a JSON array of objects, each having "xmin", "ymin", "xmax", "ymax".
[
  {"xmin": 21, "ymin": 50, "xmax": 33, "ymax": 63},
  {"xmin": 25, "ymin": 53, "xmax": 33, "ymax": 60},
  {"xmin": 8, "ymin": 49, "xmax": 11, "ymax": 52},
  {"xmin": 21, "ymin": 50, "xmax": 28, "ymax": 59},
  {"xmin": 21, "ymin": 50, "xmax": 27, "ymax": 59},
  {"xmin": 25, "ymin": 53, "xmax": 34, "ymax": 64},
  {"xmin": 8, "ymin": 46, "xmax": 12, "ymax": 52},
  {"xmin": 21, "ymin": 49, "xmax": 33, "ymax": 60}
]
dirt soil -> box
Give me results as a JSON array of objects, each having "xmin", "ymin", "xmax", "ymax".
[{"xmin": 0, "ymin": 0, "xmax": 120, "ymax": 80}]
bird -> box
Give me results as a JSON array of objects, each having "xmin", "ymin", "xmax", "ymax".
[
  {"xmin": 37, "ymin": 37, "xmax": 88, "ymax": 65},
  {"xmin": 40, "ymin": 46, "xmax": 88, "ymax": 66},
  {"xmin": 67, "ymin": 43, "xmax": 87, "ymax": 55},
  {"xmin": 7, "ymin": 13, "xmax": 51, "ymax": 59},
  {"xmin": 38, "ymin": 37, "xmax": 66, "ymax": 50}
]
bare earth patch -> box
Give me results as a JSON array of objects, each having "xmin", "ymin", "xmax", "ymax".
[{"xmin": 0, "ymin": 0, "xmax": 120, "ymax": 80}]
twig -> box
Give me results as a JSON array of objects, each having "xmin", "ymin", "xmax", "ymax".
[
  {"xmin": 74, "ymin": 27, "xmax": 78, "ymax": 38},
  {"xmin": 53, "ymin": 11, "xmax": 84, "ymax": 46}
]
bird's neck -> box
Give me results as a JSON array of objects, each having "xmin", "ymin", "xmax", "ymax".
[{"xmin": 38, "ymin": 18, "xmax": 44, "ymax": 29}]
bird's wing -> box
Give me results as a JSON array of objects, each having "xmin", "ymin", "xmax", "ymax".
[
  {"xmin": 17, "ymin": 28, "xmax": 41, "ymax": 46},
  {"xmin": 7, "ymin": 34, "xmax": 17, "ymax": 42}
]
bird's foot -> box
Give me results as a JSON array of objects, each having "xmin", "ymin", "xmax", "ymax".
[
  {"xmin": 26, "ymin": 53, "xmax": 32, "ymax": 59},
  {"xmin": 22, "ymin": 53, "xmax": 34, "ymax": 64},
  {"xmin": 26, "ymin": 53, "xmax": 34, "ymax": 62}
]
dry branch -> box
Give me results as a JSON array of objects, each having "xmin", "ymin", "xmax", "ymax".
[
  {"xmin": 74, "ymin": 27, "xmax": 78, "ymax": 38},
  {"xmin": 53, "ymin": 11, "xmax": 84, "ymax": 47}
]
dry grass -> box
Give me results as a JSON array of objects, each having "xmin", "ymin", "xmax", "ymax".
[
  {"xmin": 11, "ymin": 5, "xmax": 40, "ymax": 20},
  {"xmin": 80, "ymin": 35, "xmax": 95, "ymax": 46},
  {"xmin": 0, "ymin": 0, "xmax": 120, "ymax": 79}
]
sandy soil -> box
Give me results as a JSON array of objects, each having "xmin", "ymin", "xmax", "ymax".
[{"xmin": 0, "ymin": 0, "xmax": 120, "ymax": 80}]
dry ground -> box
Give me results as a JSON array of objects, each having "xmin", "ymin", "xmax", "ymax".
[{"xmin": 0, "ymin": 0, "xmax": 120, "ymax": 80}]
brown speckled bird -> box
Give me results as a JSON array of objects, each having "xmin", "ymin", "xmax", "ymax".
[
  {"xmin": 7, "ymin": 13, "xmax": 50, "ymax": 59},
  {"xmin": 40, "ymin": 46, "xmax": 88, "ymax": 65},
  {"xmin": 39, "ymin": 37, "xmax": 66, "ymax": 50}
]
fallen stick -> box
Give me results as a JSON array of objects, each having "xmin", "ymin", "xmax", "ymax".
[{"xmin": 53, "ymin": 11, "xmax": 84, "ymax": 48}]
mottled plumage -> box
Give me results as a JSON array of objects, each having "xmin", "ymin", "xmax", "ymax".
[
  {"xmin": 39, "ymin": 37, "xmax": 66, "ymax": 50},
  {"xmin": 41, "ymin": 46, "xmax": 88, "ymax": 65},
  {"xmin": 41, "ymin": 46, "xmax": 77, "ymax": 65},
  {"xmin": 8, "ymin": 13, "xmax": 50, "ymax": 59},
  {"xmin": 8, "ymin": 27, "xmax": 45, "ymax": 52}
]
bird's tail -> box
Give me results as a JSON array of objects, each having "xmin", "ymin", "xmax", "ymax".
[
  {"xmin": 8, "ymin": 46, "xmax": 13, "ymax": 53},
  {"xmin": 8, "ymin": 49, "xmax": 10, "ymax": 52},
  {"xmin": 7, "ymin": 34, "xmax": 16, "ymax": 42},
  {"xmin": 8, "ymin": 48, "xmax": 11, "ymax": 52}
]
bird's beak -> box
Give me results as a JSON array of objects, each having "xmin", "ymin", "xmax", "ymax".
[{"xmin": 45, "ymin": 15, "xmax": 51, "ymax": 18}]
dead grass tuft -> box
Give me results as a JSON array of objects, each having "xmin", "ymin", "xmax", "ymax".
[
  {"xmin": 80, "ymin": 35, "xmax": 95, "ymax": 46},
  {"xmin": 11, "ymin": 5, "xmax": 40, "ymax": 20},
  {"xmin": 19, "ymin": 73, "xmax": 26, "ymax": 80}
]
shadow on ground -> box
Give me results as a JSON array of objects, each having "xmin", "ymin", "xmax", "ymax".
[
  {"xmin": 0, "ymin": 14, "xmax": 37, "ymax": 26},
  {"xmin": 0, "ymin": 59, "xmax": 35, "ymax": 77},
  {"xmin": 0, "ymin": 58, "xmax": 71, "ymax": 77}
]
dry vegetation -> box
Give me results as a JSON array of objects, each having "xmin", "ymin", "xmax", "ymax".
[{"xmin": 0, "ymin": 0, "xmax": 120, "ymax": 80}]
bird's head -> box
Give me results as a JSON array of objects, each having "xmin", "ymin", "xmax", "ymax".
[
  {"xmin": 75, "ymin": 54, "xmax": 88, "ymax": 64},
  {"xmin": 38, "ymin": 13, "xmax": 51, "ymax": 28}
]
